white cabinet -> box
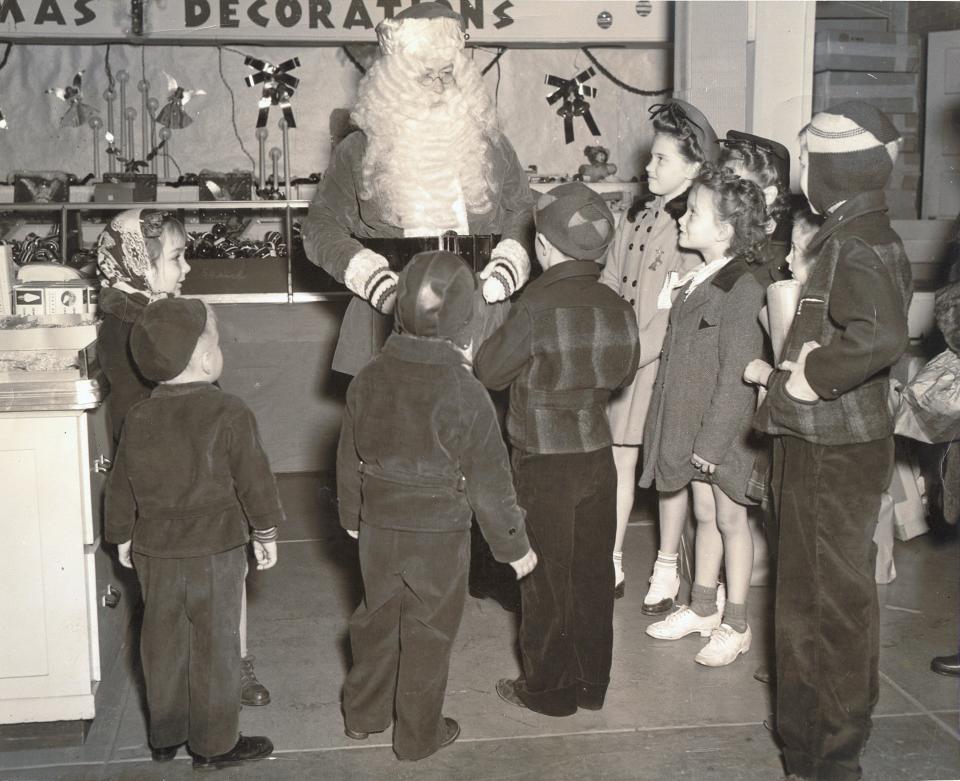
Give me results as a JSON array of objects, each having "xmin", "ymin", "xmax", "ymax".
[{"xmin": 0, "ymin": 399, "xmax": 113, "ymax": 724}]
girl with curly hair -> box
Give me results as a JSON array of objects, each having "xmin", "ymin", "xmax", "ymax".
[
  {"xmin": 639, "ymin": 165, "xmax": 769, "ymax": 667},
  {"xmin": 600, "ymin": 99, "xmax": 718, "ymax": 610}
]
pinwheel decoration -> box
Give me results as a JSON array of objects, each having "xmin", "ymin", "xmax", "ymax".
[
  {"xmin": 545, "ymin": 67, "xmax": 601, "ymax": 145},
  {"xmin": 156, "ymin": 72, "xmax": 207, "ymax": 129},
  {"xmin": 243, "ymin": 55, "xmax": 300, "ymax": 129},
  {"xmin": 46, "ymin": 70, "xmax": 99, "ymax": 128}
]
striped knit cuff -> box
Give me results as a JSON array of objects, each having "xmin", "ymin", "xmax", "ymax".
[
  {"xmin": 366, "ymin": 267, "xmax": 398, "ymax": 314},
  {"xmin": 252, "ymin": 526, "xmax": 279, "ymax": 543}
]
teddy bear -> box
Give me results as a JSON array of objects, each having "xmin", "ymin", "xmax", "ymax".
[{"xmin": 577, "ymin": 145, "xmax": 617, "ymax": 183}]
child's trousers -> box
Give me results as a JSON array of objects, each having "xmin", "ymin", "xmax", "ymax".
[
  {"xmin": 513, "ymin": 447, "xmax": 617, "ymax": 716},
  {"xmin": 134, "ymin": 546, "xmax": 245, "ymax": 758},
  {"xmin": 772, "ymin": 435, "xmax": 893, "ymax": 781},
  {"xmin": 343, "ymin": 525, "xmax": 469, "ymax": 760}
]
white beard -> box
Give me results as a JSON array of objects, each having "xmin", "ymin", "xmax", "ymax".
[{"xmin": 375, "ymin": 97, "xmax": 482, "ymax": 235}]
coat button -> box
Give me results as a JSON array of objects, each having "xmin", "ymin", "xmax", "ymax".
[
  {"xmin": 630, "ymin": 298, "xmax": 636, "ymax": 305},
  {"xmin": 647, "ymin": 226, "xmax": 653, "ymax": 233},
  {"xmin": 622, "ymin": 275, "xmax": 628, "ymax": 283},
  {"xmin": 508, "ymin": 528, "xmax": 516, "ymax": 536},
  {"xmin": 628, "ymin": 243, "xmax": 634, "ymax": 250},
  {"xmin": 632, "ymin": 280, "xmax": 637, "ymax": 287},
  {"xmin": 640, "ymin": 245, "xmax": 645, "ymax": 251},
  {"xmin": 635, "ymin": 225, "xmax": 641, "ymax": 231}
]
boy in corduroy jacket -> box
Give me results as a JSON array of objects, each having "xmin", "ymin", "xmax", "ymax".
[
  {"xmin": 754, "ymin": 101, "xmax": 912, "ymax": 781},
  {"xmin": 475, "ymin": 182, "xmax": 641, "ymax": 717},
  {"xmin": 336, "ymin": 250, "xmax": 537, "ymax": 761}
]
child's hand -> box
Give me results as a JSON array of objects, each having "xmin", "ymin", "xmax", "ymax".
[
  {"xmin": 780, "ymin": 340, "xmax": 821, "ymax": 402},
  {"xmin": 253, "ymin": 540, "xmax": 278, "ymax": 570},
  {"xmin": 118, "ymin": 540, "xmax": 134, "ymax": 569},
  {"xmin": 743, "ymin": 359, "xmax": 774, "ymax": 387},
  {"xmin": 510, "ymin": 549, "xmax": 538, "ymax": 580},
  {"xmin": 691, "ymin": 452, "xmax": 717, "ymax": 475},
  {"xmin": 346, "ymin": 529, "xmax": 359, "ymax": 540}
]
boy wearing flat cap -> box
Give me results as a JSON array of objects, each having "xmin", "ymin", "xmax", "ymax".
[
  {"xmin": 105, "ymin": 298, "xmax": 283, "ymax": 771},
  {"xmin": 475, "ymin": 182, "xmax": 641, "ymax": 716},
  {"xmin": 336, "ymin": 250, "xmax": 537, "ymax": 761}
]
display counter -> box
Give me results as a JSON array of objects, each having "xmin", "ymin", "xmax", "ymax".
[{"xmin": 0, "ymin": 374, "xmax": 138, "ymax": 725}]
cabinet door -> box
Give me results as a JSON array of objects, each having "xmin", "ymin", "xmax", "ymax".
[{"xmin": 0, "ymin": 413, "xmax": 94, "ymax": 714}]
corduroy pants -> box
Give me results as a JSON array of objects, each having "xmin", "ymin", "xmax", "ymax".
[
  {"xmin": 343, "ymin": 525, "xmax": 469, "ymax": 760},
  {"xmin": 134, "ymin": 546, "xmax": 245, "ymax": 758},
  {"xmin": 772, "ymin": 435, "xmax": 893, "ymax": 781},
  {"xmin": 513, "ymin": 447, "xmax": 617, "ymax": 716}
]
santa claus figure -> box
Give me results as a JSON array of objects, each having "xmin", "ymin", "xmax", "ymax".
[{"xmin": 302, "ymin": 2, "xmax": 533, "ymax": 377}]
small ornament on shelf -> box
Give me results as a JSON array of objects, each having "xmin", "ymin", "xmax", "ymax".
[
  {"xmin": 46, "ymin": 70, "xmax": 99, "ymax": 128},
  {"xmin": 156, "ymin": 72, "xmax": 206, "ymax": 129}
]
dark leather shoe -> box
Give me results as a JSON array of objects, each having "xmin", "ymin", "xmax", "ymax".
[
  {"xmin": 614, "ymin": 579, "xmax": 625, "ymax": 600},
  {"xmin": 344, "ymin": 724, "xmax": 388, "ymax": 740},
  {"xmin": 931, "ymin": 653, "xmax": 960, "ymax": 677},
  {"xmin": 192, "ymin": 735, "xmax": 273, "ymax": 770},
  {"xmin": 469, "ymin": 583, "xmax": 521, "ymax": 614},
  {"xmin": 496, "ymin": 678, "xmax": 528, "ymax": 709},
  {"xmin": 440, "ymin": 717, "xmax": 460, "ymax": 748},
  {"xmin": 150, "ymin": 744, "xmax": 179, "ymax": 762},
  {"xmin": 240, "ymin": 655, "xmax": 271, "ymax": 706},
  {"xmin": 753, "ymin": 663, "xmax": 773, "ymax": 684},
  {"xmin": 641, "ymin": 596, "xmax": 675, "ymax": 616}
]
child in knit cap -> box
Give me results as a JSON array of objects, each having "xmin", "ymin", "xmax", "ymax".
[
  {"xmin": 336, "ymin": 250, "xmax": 537, "ymax": 761},
  {"xmin": 105, "ymin": 298, "xmax": 283, "ymax": 771},
  {"xmin": 475, "ymin": 182, "xmax": 641, "ymax": 716},
  {"xmin": 754, "ymin": 100, "xmax": 912, "ymax": 781}
]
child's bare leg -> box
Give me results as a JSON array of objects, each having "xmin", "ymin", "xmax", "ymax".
[
  {"xmin": 239, "ymin": 580, "xmax": 248, "ymax": 658},
  {"xmin": 612, "ymin": 445, "xmax": 639, "ymax": 593},
  {"xmin": 642, "ymin": 487, "xmax": 688, "ymax": 614},
  {"xmin": 689, "ymin": 481, "xmax": 723, "ymax": 617},
  {"xmin": 693, "ymin": 485, "xmax": 753, "ymax": 667},
  {"xmin": 239, "ymin": 568, "xmax": 271, "ymax": 706},
  {"xmin": 714, "ymin": 485, "xmax": 753, "ymax": 632}
]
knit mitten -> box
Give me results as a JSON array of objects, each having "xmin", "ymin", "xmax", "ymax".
[
  {"xmin": 479, "ymin": 238, "xmax": 530, "ymax": 303},
  {"xmin": 344, "ymin": 249, "xmax": 398, "ymax": 314}
]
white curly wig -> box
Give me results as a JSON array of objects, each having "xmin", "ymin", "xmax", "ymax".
[{"xmin": 350, "ymin": 12, "xmax": 501, "ymax": 231}]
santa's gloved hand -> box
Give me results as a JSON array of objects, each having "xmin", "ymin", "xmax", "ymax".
[
  {"xmin": 344, "ymin": 249, "xmax": 398, "ymax": 314},
  {"xmin": 479, "ymin": 238, "xmax": 530, "ymax": 303}
]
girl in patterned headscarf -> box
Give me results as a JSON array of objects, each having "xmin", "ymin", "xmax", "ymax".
[
  {"xmin": 96, "ymin": 208, "xmax": 189, "ymax": 444},
  {"xmin": 95, "ymin": 208, "xmax": 273, "ymax": 709}
]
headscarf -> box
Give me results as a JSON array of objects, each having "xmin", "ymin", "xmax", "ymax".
[{"xmin": 96, "ymin": 208, "xmax": 167, "ymax": 298}]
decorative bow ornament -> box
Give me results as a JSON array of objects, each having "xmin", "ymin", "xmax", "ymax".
[
  {"xmin": 545, "ymin": 67, "xmax": 601, "ymax": 144},
  {"xmin": 46, "ymin": 70, "xmax": 99, "ymax": 128},
  {"xmin": 243, "ymin": 55, "xmax": 300, "ymax": 129},
  {"xmin": 156, "ymin": 72, "xmax": 206, "ymax": 129}
]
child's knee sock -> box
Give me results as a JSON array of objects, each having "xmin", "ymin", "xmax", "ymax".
[
  {"xmin": 690, "ymin": 584, "xmax": 718, "ymax": 617},
  {"xmin": 613, "ymin": 551, "xmax": 624, "ymax": 583},
  {"xmin": 723, "ymin": 602, "xmax": 748, "ymax": 633}
]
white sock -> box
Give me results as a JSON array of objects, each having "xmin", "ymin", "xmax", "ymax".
[
  {"xmin": 654, "ymin": 551, "xmax": 678, "ymax": 571},
  {"xmin": 613, "ymin": 551, "xmax": 624, "ymax": 582}
]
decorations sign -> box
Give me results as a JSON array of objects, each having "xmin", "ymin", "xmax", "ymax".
[{"xmin": 0, "ymin": 1, "xmax": 671, "ymax": 44}]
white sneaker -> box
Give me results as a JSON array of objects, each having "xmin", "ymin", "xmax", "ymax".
[
  {"xmin": 642, "ymin": 564, "xmax": 680, "ymax": 616},
  {"xmin": 695, "ymin": 624, "xmax": 752, "ymax": 667},
  {"xmin": 646, "ymin": 605, "xmax": 721, "ymax": 640}
]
